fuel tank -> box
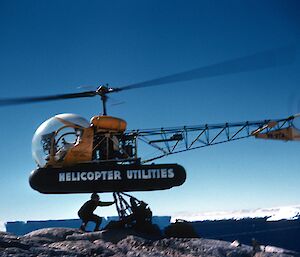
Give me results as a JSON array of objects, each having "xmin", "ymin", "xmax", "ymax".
[
  {"xmin": 90, "ymin": 116, "xmax": 127, "ymax": 132},
  {"xmin": 29, "ymin": 163, "xmax": 186, "ymax": 194}
]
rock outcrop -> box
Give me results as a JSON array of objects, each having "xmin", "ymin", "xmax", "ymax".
[{"xmin": 0, "ymin": 228, "xmax": 298, "ymax": 257}]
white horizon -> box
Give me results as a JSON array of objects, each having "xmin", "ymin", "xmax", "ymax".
[{"xmin": 171, "ymin": 205, "xmax": 300, "ymax": 223}]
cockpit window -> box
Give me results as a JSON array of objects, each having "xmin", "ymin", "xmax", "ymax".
[
  {"xmin": 41, "ymin": 132, "xmax": 55, "ymax": 155},
  {"xmin": 32, "ymin": 113, "xmax": 89, "ymax": 167}
]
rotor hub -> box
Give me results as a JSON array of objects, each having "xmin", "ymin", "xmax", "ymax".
[{"xmin": 96, "ymin": 85, "xmax": 109, "ymax": 96}]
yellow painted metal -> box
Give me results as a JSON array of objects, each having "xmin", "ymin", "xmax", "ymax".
[
  {"xmin": 44, "ymin": 115, "xmax": 127, "ymax": 167},
  {"xmin": 91, "ymin": 115, "xmax": 127, "ymax": 132},
  {"xmin": 63, "ymin": 127, "xmax": 94, "ymax": 166},
  {"xmin": 255, "ymin": 127, "xmax": 300, "ymax": 141}
]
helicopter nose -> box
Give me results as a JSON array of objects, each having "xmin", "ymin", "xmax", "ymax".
[{"xmin": 29, "ymin": 169, "xmax": 40, "ymax": 192}]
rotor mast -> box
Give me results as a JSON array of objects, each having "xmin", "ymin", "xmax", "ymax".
[{"xmin": 96, "ymin": 85, "xmax": 113, "ymax": 116}]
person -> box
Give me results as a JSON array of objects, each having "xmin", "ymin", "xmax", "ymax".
[{"xmin": 78, "ymin": 193, "xmax": 115, "ymax": 232}]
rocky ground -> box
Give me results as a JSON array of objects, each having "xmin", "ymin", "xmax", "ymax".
[{"xmin": 0, "ymin": 228, "xmax": 299, "ymax": 257}]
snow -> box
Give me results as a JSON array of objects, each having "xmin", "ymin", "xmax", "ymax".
[
  {"xmin": 0, "ymin": 221, "xmax": 5, "ymax": 232},
  {"xmin": 267, "ymin": 206, "xmax": 300, "ymax": 221},
  {"xmin": 172, "ymin": 205, "xmax": 300, "ymax": 222}
]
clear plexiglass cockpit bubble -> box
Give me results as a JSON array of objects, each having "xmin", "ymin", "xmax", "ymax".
[{"xmin": 32, "ymin": 113, "xmax": 90, "ymax": 167}]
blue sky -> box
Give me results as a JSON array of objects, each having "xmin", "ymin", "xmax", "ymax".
[{"xmin": 0, "ymin": 0, "xmax": 300, "ymax": 223}]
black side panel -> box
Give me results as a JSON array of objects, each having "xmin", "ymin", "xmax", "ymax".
[{"xmin": 29, "ymin": 163, "xmax": 186, "ymax": 194}]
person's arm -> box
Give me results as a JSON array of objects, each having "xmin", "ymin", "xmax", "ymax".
[{"xmin": 98, "ymin": 201, "xmax": 115, "ymax": 207}]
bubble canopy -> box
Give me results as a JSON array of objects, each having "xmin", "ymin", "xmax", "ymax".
[{"xmin": 32, "ymin": 113, "xmax": 90, "ymax": 167}]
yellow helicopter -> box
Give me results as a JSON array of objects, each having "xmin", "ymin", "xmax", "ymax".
[{"xmin": 0, "ymin": 46, "xmax": 299, "ymax": 219}]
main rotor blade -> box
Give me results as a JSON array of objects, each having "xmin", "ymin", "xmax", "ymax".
[
  {"xmin": 116, "ymin": 45, "xmax": 296, "ymax": 92},
  {"xmin": 0, "ymin": 45, "xmax": 295, "ymax": 107},
  {"xmin": 0, "ymin": 91, "xmax": 97, "ymax": 106}
]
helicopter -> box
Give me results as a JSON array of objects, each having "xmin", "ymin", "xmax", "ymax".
[{"xmin": 0, "ymin": 45, "xmax": 299, "ymax": 220}]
